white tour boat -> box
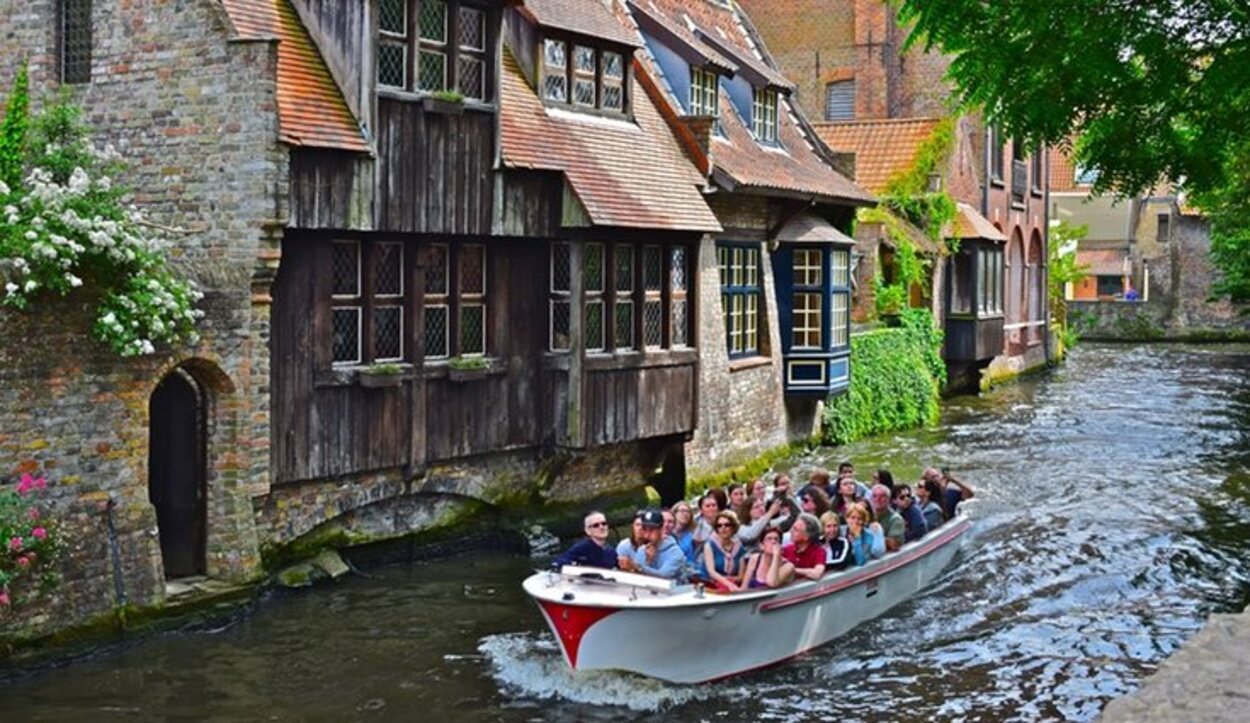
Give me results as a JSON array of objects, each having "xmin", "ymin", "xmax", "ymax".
[{"xmin": 522, "ymin": 516, "xmax": 972, "ymax": 683}]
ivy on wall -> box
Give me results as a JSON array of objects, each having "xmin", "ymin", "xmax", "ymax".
[
  {"xmin": 860, "ymin": 118, "xmax": 959, "ymax": 317},
  {"xmin": 823, "ymin": 309, "xmax": 946, "ymax": 445}
]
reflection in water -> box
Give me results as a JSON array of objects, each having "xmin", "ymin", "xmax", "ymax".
[{"xmin": 2, "ymin": 344, "xmax": 1249, "ymax": 722}]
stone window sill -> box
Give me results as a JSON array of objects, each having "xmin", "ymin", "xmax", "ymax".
[{"xmin": 729, "ymin": 355, "xmax": 772, "ymax": 373}]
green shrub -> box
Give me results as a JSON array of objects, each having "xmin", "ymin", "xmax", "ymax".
[{"xmin": 822, "ymin": 309, "xmax": 945, "ymax": 445}]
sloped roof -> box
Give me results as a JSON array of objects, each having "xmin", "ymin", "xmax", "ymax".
[
  {"xmin": 499, "ymin": 49, "xmax": 720, "ymax": 232},
  {"xmin": 1048, "ymin": 146, "xmax": 1083, "ymax": 193},
  {"xmin": 1077, "ymin": 248, "xmax": 1129, "ymax": 276},
  {"xmin": 220, "ymin": 0, "xmax": 368, "ymax": 152},
  {"xmin": 775, "ymin": 212, "xmax": 854, "ymax": 245},
  {"xmin": 949, "ymin": 203, "xmax": 1006, "ymax": 242},
  {"xmin": 814, "ymin": 118, "xmax": 941, "ymax": 195},
  {"xmin": 629, "ymin": 0, "xmax": 872, "ymax": 205},
  {"xmin": 521, "ymin": 0, "xmax": 641, "ymax": 47}
]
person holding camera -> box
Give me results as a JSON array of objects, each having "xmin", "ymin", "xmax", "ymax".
[{"xmin": 739, "ymin": 527, "xmax": 792, "ymax": 589}]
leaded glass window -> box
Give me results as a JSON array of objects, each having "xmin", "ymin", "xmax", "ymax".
[
  {"xmin": 425, "ymin": 243, "xmax": 450, "ymax": 358},
  {"xmin": 374, "ymin": 242, "xmax": 405, "ymax": 361},
  {"xmin": 573, "ymin": 45, "xmax": 596, "ymax": 107},
  {"xmin": 643, "ymin": 245, "xmax": 664, "ymax": 349},
  {"xmin": 377, "ymin": 1, "xmax": 493, "ymax": 100},
  {"xmin": 378, "ymin": 0, "xmax": 407, "ymax": 88},
  {"xmin": 550, "ymin": 242, "xmax": 571, "ymax": 351},
  {"xmin": 602, "ymin": 52, "xmax": 624, "ymax": 111},
  {"xmin": 457, "ymin": 5, "xmax": 485, "ymax": 100},
  {"xmin": 459, "ymin": 244, "xmax": 486, "ymax": 355},
  {"xmin": 332, "ymin": 241, "xmax": 363, "ymax": 366},
  {"xmin": 61, "ymin": 0, "xmax": 93, "ymax": 85},
  {"xmin": 585, "ymin": 243, "xmax": 605, "ymax": 351},
  {"xmin": 543, "ymin": 39, "xmax": 568, "ymax": 102},
  {"xmin": 614, "ymin": 244, "xmax": 634, "ymax": 350},
  {"xmin": 417, "ymin": 0, "xmax": 448, "ymax": 92},
  {"xmin": 671, "ymin": 247, "xmax": 689, "ymax": 347}
]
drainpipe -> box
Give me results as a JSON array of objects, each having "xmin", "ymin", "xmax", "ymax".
[
  {"xmin": 105, "ymin": 498, "xmax": 129, "ymax": 621},
  {"xmin": 1043, "ymin": 149, "xmax": 1052, "ymax": 361}
]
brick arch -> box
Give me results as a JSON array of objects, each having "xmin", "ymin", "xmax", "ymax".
[
  {"xmin": 1006, "ymin": 228, "xmax": 1026, "ymax": 325},
  {"xmin": 1028, "ymin": 229, "xmax": 1045, "ymax": 323}
]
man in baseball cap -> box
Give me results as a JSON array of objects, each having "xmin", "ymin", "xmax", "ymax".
[{"xmin": 618, "ymin": 509, "xmax": 687, "ymax": 581}]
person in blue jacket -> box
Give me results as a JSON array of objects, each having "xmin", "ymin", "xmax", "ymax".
[{"xmin": 552, "ymin": 511, "xmax": 617, "ymax": 569}]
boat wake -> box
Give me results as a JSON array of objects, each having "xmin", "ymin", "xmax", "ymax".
[{"xmin": 477, "ymin": 632, "xmax": 706, "ymax": 711}]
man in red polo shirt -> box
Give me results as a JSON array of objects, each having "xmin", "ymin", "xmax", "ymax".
[{"xmin": 781, "ymin": 513, "xmax": 826, "ymax": 582}]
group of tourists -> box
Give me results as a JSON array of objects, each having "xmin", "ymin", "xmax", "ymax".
[{"xmin": 553, "ymin": 463, "xmax": 974, "ymax": 591}]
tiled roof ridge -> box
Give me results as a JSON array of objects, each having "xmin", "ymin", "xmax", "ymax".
[{"xmin": 813, "ymin": 116, "xmax": 945, "ymax": 128}]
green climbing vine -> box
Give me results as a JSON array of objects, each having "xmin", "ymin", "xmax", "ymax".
[{"xmin": 859, "ymin": 117, "xmax": 959, "ymax": 318}]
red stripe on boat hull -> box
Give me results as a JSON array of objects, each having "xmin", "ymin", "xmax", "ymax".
[{"xmin": 535, "ymin": 600, "xmax": 620, "ymax": 668}]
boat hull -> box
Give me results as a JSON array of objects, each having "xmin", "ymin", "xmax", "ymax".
[{"xmin": 524, "ymin": 517, "xmax": 970, "ymax": 683}]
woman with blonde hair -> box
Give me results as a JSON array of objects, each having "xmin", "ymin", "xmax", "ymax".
[
  {"xmin": 844, "ymin": 504, "xmax": 885, "ymax": 566},
  {"xmin": 820, "ymin": 511, "xmax": 851, "ymax": 571},
  {"xmin": 698, "ymin": 510, "xmax": 748, "ymax": 592}
]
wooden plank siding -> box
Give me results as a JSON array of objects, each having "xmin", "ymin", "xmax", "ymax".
[
  {"xmin": 583, "ymin": 363, "xmax": 695, "ymax": 446},
  {"xmin": 376, "ymin": 99, "xmax": 495, "ymax": 235},
  {"xmin": 289, "ymin": 149, "xmax": 374, "ymax": 230}
]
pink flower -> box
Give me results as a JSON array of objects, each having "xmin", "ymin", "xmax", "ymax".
[
  {"xmin": 27, "ymin": 507, "xmax": 39, "ymax": 521},
  {"xmin": 32, "ymin": 527, "xmax": 47, "ymax": 540},
  {"xmin": 34, "ymin": 476, "xmax": 46, "ymax": 490},
  {"xmin": 0, "ymin": 592, "xmax": 9, "ymax": 607},
  {"xmin": 7, "ymin": 537, "xmax": 22, "ymax": 552},
  {"xmin": 16, "ymin": 474, "xmax": 33, "ymax": 495},
  {"xmin": 16, "ymin": 555, "xmax": 30, "ymax": 568}
]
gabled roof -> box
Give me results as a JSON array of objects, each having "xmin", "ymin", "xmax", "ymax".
[
  {"xmin": 949, "ymin": 203, "xmax": 1006, "ymax": 243},
  {"xmin": 775, "ymin": 212, "xmax": 855, "ymax": 245},
  {"xmin": 814, "ymin": 118, "xmax": 941, "ymax": 196},
  {"xmin": 521, "ymin": 0, "xmax": 641, "ymax": 47},
  {"xmin": 499, "ymin": 49, "xmax": 720, "ymax": 232},
  {"xmin": 629, "ymin": 0, "xmax": 872, "ymax": 205},
  {"xmin": 220, "ymin": 0, "xmax": 368, "ymax": 153}
]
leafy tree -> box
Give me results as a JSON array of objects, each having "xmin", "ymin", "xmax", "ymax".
[
  {"xmin": 894, "ymin": 0, "xmax": 1250, "ymax": 300},
  {"xmin": 1047, "ymin": 221, "xmax": 1090, "ymax": 354}
]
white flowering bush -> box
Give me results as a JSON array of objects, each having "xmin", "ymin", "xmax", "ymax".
[{"xmin": 0, "ymin": 70, "xmax": 203, "ymax": 356}]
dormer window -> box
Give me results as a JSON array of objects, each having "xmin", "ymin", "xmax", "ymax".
[
  {"xmin": 690, "ymin": 66, "xmax": 719, "ymax": 117},
  {"xmin": 378, "ymin": 1, "xmax": 493, "ymax": 102},
  {"xmin": 543, "ymin": 37, "xmax": 630, "ymax": 114},
  {"xmin": 752, "ymin": 88, "xmax": 778, "ymax": 144}
]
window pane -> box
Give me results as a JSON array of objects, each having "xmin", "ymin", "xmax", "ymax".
[
  {"xmin": 793, "ymin": 292, "xmax": 821, "ymax": 349},
  {"xmin": 424, "ymin": 305, "xmax": 448, "ymax": 358},
  {"xmin": 332, "ymin": 242, "xmax": 359, "ymax": 297},
  {"xmin": 615, "ymin": 245, "xmax": 633, "ymax": 291},
  {"xmin": 378, "ymin": 42, "xmax": 407, "ymax": 88},
  {"xmin": 603, "ymin": 52, "xmax": 623, "ymax": 79},
  {"xmin": 831, "ymin": 250, "xmax": 850, "ymax": 287},
  {"xmin": 551, "ymin": 242, "xmax": 571, "ymax": 292},
  {"xmin": 602, "ymin": 85, "xmax": 623, "ymax": 111},
  {"xmin": 574, "ymin": 45, "xmax": 595, "ymax": 73},
  {"xmin": 374, "ymin": 305, "xmax": 404, "ymax": 361},
  {"xmin": 418, "ymin": 50, "xmax": 446, "ymax": 91},
  {"xmin": 458, "ymin": 56, "xmax": 484, "ymax": 99},
  {"xmin": 458, "ymin": 6, "xmax": 484, "ymax": 50},
  {"xmin": 615, "ymin": 301, "xmax": 634, "ymax": 350},
  {"xmin": 419, "ymin": 0, "xmax": 446, "ymax": 42},
  {"xmin": 333, "ymin": 307, "xmax": 361, "ymax": 364},
  {"xmin": 426, "ymin": 244, "xmax": 448, "ymax": 295},
  {"xmin": 550, "ymin": 300, "xmax": 570, "ymax": 351},
  {"xmin": 670, "ymin": 247, "xmax": 687, "ymax": 291},
  {"xmin": 728, "ymin": 294, "xmax": 742, "ymax": 353},
  {"xmin": 586, "ymin": 300, "xmax": 604, "ymax": 351},
  {"xmin": 794, "ymin": 248, "xmax": 821, "ymax": 286},
  {"xmin": 745, "ymin": 294, "xmax": 759, "ymax": 353},
  {"xmin": 574, "ymin": 79, "xmax": 595, "ymax": 106},
  {"xmin": 460, "ymin": 244, "xmax": 485, "ymax": 295},
  {"xmin": 544, "ymin": 39, "xmax": 567, "ymax": 102},
  {"xmin": 746, "ymin": 249, "xmax": 758, "ymax": 286},
  {"xmin": 61, "ymin": 0, "xmax": 93, "ymax": 84},
  {"xmin": 643, "ymin": 299, "xmax": 663, "ymax": 348},
  {"xmin": 585, "ymin": 243, "xmax": 604, "ymax": 293},
  {"xmin": 831, "ymin": 292, "xmax": 849, "ymax": 347},
  {"xmin": 380, "ymin": 0, "xmax": 406, "ymax": 35},
  {"xmin": 460, "ymin": 303, "xmax": 485, "ymax": 355},
  {"xmin": 375, "ymin": 242, "xmax": 404, "ymax": 297},
  {"xmin": 643, "ymin": 246, "xmax": 662, "ymax": 290},
  {"xmin": 672, "ymin": 299, "xmax": 688, "ymax": 347}
]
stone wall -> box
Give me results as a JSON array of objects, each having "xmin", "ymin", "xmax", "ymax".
[
  {"xmin": 686, "ymin": 195, "xmax": 794, "ymax": 477},
  {"xmin": 0, "ymin": 0, "xmax": 281, "ymax": 639}
]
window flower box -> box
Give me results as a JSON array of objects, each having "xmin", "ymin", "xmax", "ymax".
[
  {"xmin": 447, "ymin": 356, "xmax": 490, "ymax": 382},
  {"xmin": 357, "ymin": 363, "xmax": 406, "ymax": 389},
  {"xmin": 421, "ymin": 91, "xmax": 465, "ymax": 116}
]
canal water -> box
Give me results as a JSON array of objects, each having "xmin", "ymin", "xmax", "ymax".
[{"xmin": 3, "ymin": 343, "xmax": 1249, "ymax": 722}]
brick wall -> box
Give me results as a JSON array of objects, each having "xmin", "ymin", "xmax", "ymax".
[
  {"xmin": 738, "ymin": 0, "xmax": 856, "ymax": 122},
  {"xmin": 0, "ymin": 0, "xmax": 281, "ymax": 638}
]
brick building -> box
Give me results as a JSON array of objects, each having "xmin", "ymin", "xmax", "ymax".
[
  {"xmin": 0, "ymin": 0, "xmax": 869, "ymax": 643},
  {"xmin": 741, "ymin": 0, "xmax": 1051, "ymax": 388}
]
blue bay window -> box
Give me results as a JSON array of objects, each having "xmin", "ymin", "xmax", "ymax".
[{"xmin": 772, "ymin": 242, "xmax": 853, "ymax": 396}]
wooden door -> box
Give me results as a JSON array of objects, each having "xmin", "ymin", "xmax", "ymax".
[{"xmin": 148, "ymin": 370, "xmax": 206, "ymax": 578}]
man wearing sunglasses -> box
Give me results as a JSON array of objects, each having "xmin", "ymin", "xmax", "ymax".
[{"xmin": 552, "ymin": 511, "xmax": 618, "ymax": 569}]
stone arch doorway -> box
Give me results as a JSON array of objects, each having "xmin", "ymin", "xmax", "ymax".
[{"xmin": 148, "ymin": 368, "xmax": 208, "ymax": 578}]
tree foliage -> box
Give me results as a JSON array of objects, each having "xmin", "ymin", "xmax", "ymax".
[
  {"xmin": 895, "ymin": 0, "xmax": 1250, "ymax": 300},
  {"xmin": 1047, "ymin": 220, "xmax": 1090, "ymax": 353}
]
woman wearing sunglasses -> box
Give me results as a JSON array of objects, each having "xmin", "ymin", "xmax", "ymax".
[{"xmin": 698, "ymin": 510, "xmax": 748, "ymax": 592}]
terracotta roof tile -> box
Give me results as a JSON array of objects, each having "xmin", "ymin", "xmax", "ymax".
[
  {"xmin": 950, "ymin": 202, "xmax": 1006, "ymax": 242},
  {"xmin": 814, "ymin": 118, "xmax": 942, "ymax": 196},
  {"xmin": 631, "ymin": 0, "xmax": 871, "ymax": 204},
  {"xmin": 522, "ymin": 0, "xmax": 641, "ymax": 47},
  {"xmin": 1048, "ymin": 146, "xmax": 1082, "ymax": 192},
  {"xmin": 221, "ymin": 0, "xmax": 368, "ymax": 152},
  {"xmin": 500, "ymin": 49, "xmax": 720, "ymax": 232}
]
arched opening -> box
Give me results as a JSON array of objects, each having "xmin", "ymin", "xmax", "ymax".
[
  {"xmin": 1028, "ymin": 230, "xmax": 1045, "ymax": 345},
  {"xmin": 148, "ymin": 368, "xmax": 208, "ymax": 579},
  {"xmin": 1006, "ymin": 229, "xmax": 1026, "ymax": 354}
]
